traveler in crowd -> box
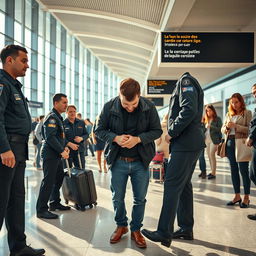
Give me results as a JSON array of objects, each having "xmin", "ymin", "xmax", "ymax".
[
  {"xmin": 95, "ymin": 78, "xmax": 162, "ymax": 248},
  {"xmin": 31, "ymin": 117, "xmax": 39, "ymax": 166},
  {"xmin": 222, "ymin": 93, "xmax": 252, "ymax": 208},
  {"xmin": 64, "ymin": 105, "xmax": 89, "ymax": 169},
  {"xmin": 142, "ymin": 72, "xmax": 205, "ymax": 248},
  {"xmin": 0, "ymin": 45, "xmax": 45, "ymax": 256},
  {"xmin": 92, "ymin": 116, "xmax": 107, "ymax": 173},
  {"xmin": 155, "ymin": 114, "xmax": 169, "ymax": 159},
  {"xmin": 76, "ymin": 112, "xmax": 82, "ymax": 119},
  {"xmin": 246, "ymin": 84, "xmax": 256, "ymax": 220},
  {"xmin": 84, "ymin": 118, "xmax": 95, "ymax": 157},
  {"xmin": 36, "ymin": 93, "xmax": 77, "ymax": 219},
  {"xmin": 204, "ymin": 104, "xmax": 222, "ymax": 179},
  {"xmin": 34, "ymin": 115, "xmax": 45, "ymax": 170},
  {"xmin": 198, "ymin": 117, "xmax": 207, "ymax": 179}
]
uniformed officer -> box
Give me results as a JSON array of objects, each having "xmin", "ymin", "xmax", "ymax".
[
  {"xmin": 64, "ymin": 105, "xmax": 89, "ymax": 169},
  {"xmin": 142, "ymin": 72, "xmax": 205, "ymax": 247},
  {"xmin": 36, "ymin": 93, "xmax": 76, "ymax": 219},
  {"xmin": 0, "ymin": 45, "xmax": 45, "ymax": 256}
]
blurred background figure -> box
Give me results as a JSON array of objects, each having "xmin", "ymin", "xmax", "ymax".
[
  {"xmin": 92, "ymin": 116, "xmax": 107, "ymax": 173},
  {"xmin": 198, "ymin": 117, "xmax": 207, "ymax": 179},
  {"xmin": 84, "ymin": 118, "xmax": 95, "ymax": 157},
  {"xmin": 34, "ymin": 115, "xmax": 45, "ymax": 170},
  {"xmin": 222, "ymin": 93, "xmax": 252, "ymax": 208},
  {"xmin": 204, "ymin": 104, "xmax": 222, "ymax": 179}
]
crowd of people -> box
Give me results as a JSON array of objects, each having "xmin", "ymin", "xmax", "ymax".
[{"xmin": 1, "ymin": 44, "xmax": 256, "ymax": 256}]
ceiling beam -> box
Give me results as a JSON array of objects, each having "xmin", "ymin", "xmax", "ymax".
[
  {"xmin": 75, "ymin": 32, "xmax": 154, "ymax": 51},
  {"xmin": 45, "ymin": 6, "xmax": 160, "ymax": 32}
]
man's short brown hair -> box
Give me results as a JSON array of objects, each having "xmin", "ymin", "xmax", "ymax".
[{"xmin": 120, "ymin": 78, "xmax": 140, "ymax": 101}]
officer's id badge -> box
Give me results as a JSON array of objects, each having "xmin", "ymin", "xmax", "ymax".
[
  {"xmin": 182, "ymin": 86, "xmax": 194, "ymax": 92},
  {"xmin": 0, "ymin": 84, "xmax": 4, "ymax": 96}
]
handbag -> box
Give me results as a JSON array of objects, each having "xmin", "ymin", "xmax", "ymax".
[
  {"xmin": 217, "ymin": 131, "xmax": 229, "ymax": 158},
  {"xmin": 235, "ymin": 138, "xmax": 252, "ymax": 162}
]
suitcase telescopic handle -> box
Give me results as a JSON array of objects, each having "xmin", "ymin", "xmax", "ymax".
[
  {"xmin": 65, "ymin": 159, "xmax": 71, "ymax": 177},
  {"xmin": 77, "ymin": 152, "xmax": 82, "ymax": 169}
]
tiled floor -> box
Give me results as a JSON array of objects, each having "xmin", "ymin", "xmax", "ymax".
[{"xmin": 1, "ymin": 144, "xmax": 256, "ymax": 255}]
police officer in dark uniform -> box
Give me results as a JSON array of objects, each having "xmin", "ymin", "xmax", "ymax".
[
  {"xmin": 64, "ymin": 105, "xmax": 89, "ymax": 169},
  {"xmin": 36, "ymin": 93, "xmax": 76, "ymax": 219},
  {"xmin": 142, "ymin": 72, "xmax": 205, "ymax": 247},
  {"xmin": 0, "ymin": 45, "xmax": 45, "ymax": 256}
]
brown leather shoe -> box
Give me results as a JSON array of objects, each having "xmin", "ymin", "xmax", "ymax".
[
  {"xmin": 131, "ymin": 230, "xmax": 147, "ymax": 248},
  {"xmin": 110, "ymin": 226, "xmax": 128, "ymax": 243}
]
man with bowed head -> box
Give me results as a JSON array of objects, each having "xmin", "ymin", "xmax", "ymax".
[
  {"xmin": 95, "ymin": 78, "xmax": 162, "ymax": 248},
  {"xmin": 0, "ymin": 44, "xmax": 45, "ymax": 256}
]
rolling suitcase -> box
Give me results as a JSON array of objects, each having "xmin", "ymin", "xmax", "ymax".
[{"xmin": 62, "ymin": 154, "xmax": 97, "ymax": 211}]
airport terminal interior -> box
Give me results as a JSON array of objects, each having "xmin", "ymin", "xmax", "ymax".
[{"xmin": 1, "ymin": 0, "xmax": 256, "ymax": 255}]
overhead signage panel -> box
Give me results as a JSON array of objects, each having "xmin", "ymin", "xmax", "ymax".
[
  {"xmin": 161, "ymin": 32, "xmax": 254, "ymax": 63},
  {"xmin": 147, "ymin": 80, "xmax": 177, "ymax": 95}
]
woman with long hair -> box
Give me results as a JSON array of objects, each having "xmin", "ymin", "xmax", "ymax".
[
  {"xmin": 222, "ymin": 93, "xmax": 252, "ymax": 208},
  {"xmin": 204, "ymin": 104, "xmax": 222, "ymax": 179}
]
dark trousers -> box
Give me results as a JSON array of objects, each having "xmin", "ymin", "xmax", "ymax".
[
  {"xmin": 84, "ymin": 139, "xmax": 95, "ymax": 156},
  {"xmin": 250, "ymin": 147, "xmax": 256, "ymax": 186},
  {"xmin": 36, "ymin": 157, "xmax": 65, "ymax": 212},
  {"xmin": 226, "ymin": 138, "xmax": 250, "ymax": 194},
  {"xmin": 68, "ymin": 151, "xmax": 85, "ymax": 169},
  {"xmin": 157, "ymin": 150, "xmax": 201, "ymax": 238},
  {"xmin": 0, "ymin": 143, "xmax": 27, "ymax": 252},
  {"xmin": 198, "ymin": 148, "xmax": 206, "ymax": 172}
]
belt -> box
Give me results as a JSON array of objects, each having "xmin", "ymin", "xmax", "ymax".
[
  {"xmin": 228, "ymin": 135, "xmax": 235, "ymax": 139},
  {"xmin": 119, "ymin": 156, "xmax": 139, "ymax": 162},
  {"xmin": 7, "ymin": 134, "xmax": 29, "ymax": 143}
]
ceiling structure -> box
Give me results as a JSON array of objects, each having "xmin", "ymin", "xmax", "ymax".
[{"xmin": 36, "ymin": 0, "xmax": 256, "ymax": 93}]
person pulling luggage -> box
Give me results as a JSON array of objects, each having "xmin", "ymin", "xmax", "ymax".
[{"xmin": 36, "ymin": 93, "xmax": 78, "ymax": 219}]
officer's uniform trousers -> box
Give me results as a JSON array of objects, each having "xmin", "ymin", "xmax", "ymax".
[
  {"xmin": 36, "ymin": 156, "xmax": 64, "ymax": 212},
  {"xmin": 68, "ymin": 150, "xmax": 85, "ymax": 169},
  {"xmin": 0, "ymin": 136, "xmax": 28, "ymax": 252},
  {"xmin": 157, "ymin": 150, "xmax": 202, "ymax": 238}
]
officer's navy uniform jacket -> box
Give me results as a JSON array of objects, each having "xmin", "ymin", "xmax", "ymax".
[
  {"xmin": 63, "ymin": 118, "xmax": 89, "ymax": 153},
  {"xmin": 168, "ymin": 72, "xmax": 205, "ymax": 151},
  {"xmin": 41, "ymin": 108, "xmax": 67, "ymax": 159},
  {"xmin": 0, "ymin": 69, "xmax": 31, "ymax": 154}
]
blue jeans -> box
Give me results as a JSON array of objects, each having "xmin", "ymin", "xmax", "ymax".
[
  {"xmin": 110, "ymin": 159, "xmax": 149, "ymax": 232},
  {"xmin": 226, "ymin": 138, "xmax": 250, "ymax": 194}
]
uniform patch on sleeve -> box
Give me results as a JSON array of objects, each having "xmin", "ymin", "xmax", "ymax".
[
  {"xmin": 14, "ymin": 93, "xmax": 22, "ymax": 100},
  {"xmin": 49, "ymin": 118, "xmax": 56, "ymax": 124},
  {"xmin": 182, "ymin": 86, "xmax": 194, "ymax": 92},
  {"xmin": 0, "ymin": 84, "xmax": 4, "ymax": 96},
  {"xmin": 182, "ymin": 78, "xmax": 191, "ymax": 86},
  {"xmin": 48, "ymin": 124, "xmax": 56, "ymax": 128}
]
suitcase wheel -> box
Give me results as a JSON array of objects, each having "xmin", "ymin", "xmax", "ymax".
[
  {"xmin": 65, "ymin": 200, "xmax": 69, "ymax": 204},
  {"xmin": 89, "ymin": 204, "xmax": 93, "ymax": 209},
  {"xmin": 94, "ymin": 202, "xmax": 97, "ymax": 206}
]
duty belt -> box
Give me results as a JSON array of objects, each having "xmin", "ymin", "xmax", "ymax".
[{"xmin": 119, "ymin": 156, "xmax": 140, "ymax": 162}]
